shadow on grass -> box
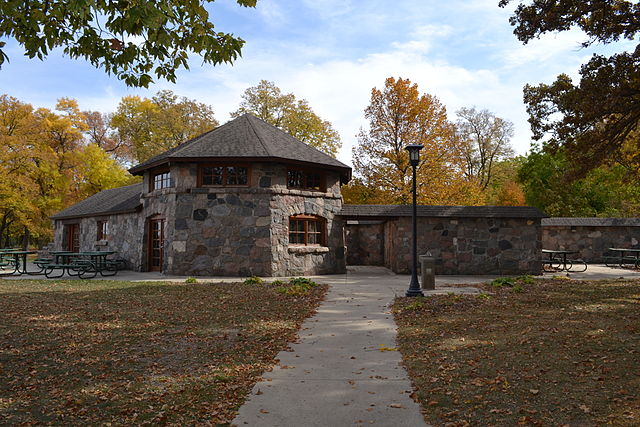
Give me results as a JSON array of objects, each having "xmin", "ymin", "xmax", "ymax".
[{"xmin": 0, "ymin": 280, "xmax": 326, "ymax": 425}]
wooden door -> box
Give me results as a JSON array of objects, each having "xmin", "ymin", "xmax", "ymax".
[
  {"xmin": 65, "ymin": 224, "xmax": 80, "ymax": 252},
  {"xmin": 148, "ymin": 218, "xmax": 165, "ymax": 271}
]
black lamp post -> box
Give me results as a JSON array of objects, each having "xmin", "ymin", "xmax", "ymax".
[{"xmin": 405, "ymin": 143, "xmax": 424, "ymax": 297}]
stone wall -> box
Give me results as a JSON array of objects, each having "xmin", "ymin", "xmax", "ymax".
[
  {"xmin": 345, "ymin": 222, "xmax": 385, "ymax": 266},
  {"xmin": 542, "ymin": 223, "xmax": 640, "ymax": 262},
  {"xmin": 138, "ymin": 162, "xmax": 346, "ymax": 276},
  {"xmin": 346, "ymin": 217, "xmax": 542, "ymax": 275},
  {"xmin": 53, "ymin": 212, "xmax": 143, "ymax": 270}
]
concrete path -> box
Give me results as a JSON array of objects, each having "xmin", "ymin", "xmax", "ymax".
[
  {"xmin": 231, "ymin": 267, "xmax": 485, "ymax": 427},
  {"xmin": 233, "ymin": 267, "xmax": 425, "ymax": 427}
]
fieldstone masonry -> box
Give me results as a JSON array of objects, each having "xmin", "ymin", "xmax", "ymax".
[
  {"xmin": 54, "ymin": 212, "xmax": 143, "ymax": 270},
  {"xmin": 136, "ymin": 162, "xmax": 345, "ymax": 276},
  {"xmin": 542, "ymin": 218, "xmax": 640, "ymax": 262},
  {"xmin": 345, "ymin": 215, "xmax": 543, "ymax": 275}
]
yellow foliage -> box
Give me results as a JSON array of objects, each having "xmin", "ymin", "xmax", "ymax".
[{"xmin": 352, "ymin": 77, "xmax": 483, "ymax": 206}]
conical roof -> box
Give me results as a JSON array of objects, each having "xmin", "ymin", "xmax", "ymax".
[{"xmin": 129, "ymin": 114, "xmax": 351, "ymax": 181}]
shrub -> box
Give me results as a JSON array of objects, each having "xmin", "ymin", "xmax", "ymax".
[
  {"xmin": 289, "ymin": 277, "xmax": 317, "ymax": 288},
  {"xmin": 275, "ymin": 277, "xmax": 319, "ymax": 296},
  {"xmin": 491, "ymin": 277, "xmax": 515, "ymax": 288},
  {"xmin": 270, "ymin": 279, "xmax": 285, "ymax": 286},
  {"xmin": 185, "ymin": 277, "xmax": 198, "ymax": 284},
  {"xmin": 491, "ymin": 275, "xmax": 535, "ymax": 289},
  {"xmin": 243, "ymin": 276, "xmax": 264, "ymax": 285},
  {"xmin": 404, "ymin": 298, "xmax": 426, "ymax": 310}
]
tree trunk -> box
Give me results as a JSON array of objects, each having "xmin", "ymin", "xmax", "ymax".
[
  {"xmin": 22, "ymin": 226, "xmax": 30, "ymax": 250},
  {"xmin": 0, "ymin": 214, "xmax": 7, "ymax": 248}
]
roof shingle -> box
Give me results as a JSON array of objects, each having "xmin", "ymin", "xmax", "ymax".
[
  {"xmin": 51, "ymin": 183, "xmax": 142, "ymax": 220},
  {"xmin": 129, "ymin": 114, "xmax": 351, "ymax": 178},
  {"xmin": 542, "ymin": 217, "xmax": 640, "ymax": 227},
  {"xmin": 339, "ymin": 205, "xmax": 546, "ymax": 219}
]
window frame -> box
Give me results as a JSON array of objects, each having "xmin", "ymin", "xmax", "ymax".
[
  {"xmin": 287, "ymin": 168, "xmax": 326, "ymax": 192},
  {"xmin": 197, "ymin": 163, "xmax": 251, "ymax": 187},
  {"xmin": 150, "ymin": 169, "xmax": 172, "ymax": 191},
  {"xmin": 288, "ymin": 215, "xmax": 326, "ymax": 246},
  {"xmin": 96, "ymin": 220, "xmax": 109, "ymax": 241}
]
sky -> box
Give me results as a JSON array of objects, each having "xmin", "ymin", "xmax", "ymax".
[{"xmin": 0, "ymin": 0, "xmax": 635, "ymax": 166}]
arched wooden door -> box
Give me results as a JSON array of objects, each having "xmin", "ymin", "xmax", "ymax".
[{"xmin": 148, "ymin": 217, "xmax": 165, "ymax": 272}]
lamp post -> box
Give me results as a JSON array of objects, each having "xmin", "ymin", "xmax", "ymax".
[{"xmin": 405, "ymin": 143, "xmax": 424, "ymax": 297}]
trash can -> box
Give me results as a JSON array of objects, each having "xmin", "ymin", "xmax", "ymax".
[{"xmin": 419, "ymin": 253, "xmax": 435, "ymax": 290}]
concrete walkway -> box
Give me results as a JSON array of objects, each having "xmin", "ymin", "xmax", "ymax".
[{"xmin": 231, "ymin": 267, "xmax": 487, "ymax": 427}]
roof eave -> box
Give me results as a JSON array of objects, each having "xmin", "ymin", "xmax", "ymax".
[
  {"xmin": 50, "ymin": 207, "xmax": 141, "ymax": 221},
  {"xmin": 129, "ymin": 156, "xmax": 352, "ymax": 179}
]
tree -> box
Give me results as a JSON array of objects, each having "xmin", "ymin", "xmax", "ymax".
[
  {"xmin": 455, "ymin": 107, "xmax": 515, "ymax": 190},
  {"xmin": 231, "ymin": 80, "xmax": 342, "ymax": 157},
  {"xmin": 479, "ymin": 157, "xmax": 527, "ymax": 206},
  {"xmin": 0, "ymin": 94, "xmax": 135, "ymax": 247},
  {"xmin": 84, "ymin": 111, "xmax": 132, "ymax": 164},
  {"xmin": 111, "ymin": 90, "xmax": 218, "ymax": 162},
  {"xmin": 0, "ymin": 0, "xmax": 258, "ymax": 87},
  {"xmin": 500, "ymin": 0, "xmax": 640, "ymax": 177},
  {"xmin": 352, "ymin": 77, "xmax": 483, "ymax": 205},
  {"xmin": 518, "ymin": 147, "xmax": 640, "ymax": 216}
]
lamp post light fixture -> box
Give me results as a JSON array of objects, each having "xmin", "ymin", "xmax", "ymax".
[{"xmin": 405, "ymin": 143, "xmax": 424, "ymax": 297}]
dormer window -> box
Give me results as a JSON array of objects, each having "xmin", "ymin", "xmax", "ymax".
[
  {"xmin": 199, "ymin": 164, "xmax": 249, "ymax": 186},
  {"xmin": 151, "ymin": 170, "xmax": 171, "ymax": 191},
  {"xmin": 287, "ymin": 168, "xmax": 325, "ymax": 191}
]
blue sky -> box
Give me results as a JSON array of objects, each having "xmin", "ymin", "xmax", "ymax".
[{"xmin": 1, "ymin": 0, "xmax": 634, "ymax": 166}]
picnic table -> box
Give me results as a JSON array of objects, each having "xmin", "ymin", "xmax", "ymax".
[
  {"xmin": 542, "ymin": 249, "xmax": 587, "ymax": 272},
  {"xmin": 0, "ymin": 249, "xmax": 41, "ymax": 276},
  {"xmin": 605, "ymin": 248, "xmax": 640, "ymax": 269},
  {"xmin": 44, "ymin": 250, "xmax": 118, "ymax": 279}
]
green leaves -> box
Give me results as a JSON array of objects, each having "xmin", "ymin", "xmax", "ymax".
[
  {"xmin": 503, "ymin": 1, "xmax": 640, "ymax": 180},
  {"xmin": 0, "ymin": 0, "xmax": 258, "ymax": 87}
]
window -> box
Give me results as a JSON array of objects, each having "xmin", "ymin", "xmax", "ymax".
[
  {"xmin": 287, "ymin": 169, "xmax": 324, "ymax": 191},
  {"xmin": 97, "ymin": 220, "xmax": 109, "ymax": 241},
  {"xmin": 199, "ymin": 165, "xmax": 249, "ymax": 186},
  {"xmin": 289, "ymin": 215, "xmax": 325, "ymax": 246},
  {"xmin": 151, "ymin": 171, "xmax": 171, "ymax": 190}
]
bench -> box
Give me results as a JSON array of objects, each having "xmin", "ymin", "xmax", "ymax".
[{"xmin": 44, "ymin": 260, "xmax": 97, "ymax": 279}]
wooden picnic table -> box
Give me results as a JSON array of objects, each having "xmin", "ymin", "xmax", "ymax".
[
  {"xmin": 606, "ymin": 248, "xmax": 640, "ymax": 268},
  {"xmin": 542, "ymin": 249, "xmax": 587, "ymax": 272}
]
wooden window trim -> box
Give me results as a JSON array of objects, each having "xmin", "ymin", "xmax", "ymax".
[
  {"xmin": 197, "ymin": 163, "xmax": 251, "ymax": 187},
  {"xmin": 96, "ymin": 220, "xmax": 109, "ymax": 241},
  {"xmin": 150, "ymin": 169, "xmax": 171, "ymax": 191},
  {"xmin": 289, "ymin": 215, "xmax": 327, "ymax": 246},
  {"xmin": 287, "ymin": 168, "xmax": 326, "ymax": 192}
]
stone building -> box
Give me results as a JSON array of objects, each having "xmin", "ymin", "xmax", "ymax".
[
  {"xmin": 342, "ymin": 205, "xmax": 545, "ymax": 275},
  {"xmin": 51, "ymin": 114, "xmax": 351, "ymax": 277},
  {"xmin": 542, "ymin": 217, "xmax": 640, "ymax": 262},
  {"xmin": 52, "ymin": 113, "xmax": 548, "ymax": 277}
]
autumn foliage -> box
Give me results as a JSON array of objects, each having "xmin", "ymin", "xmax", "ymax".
[
  {"xmin": 350, "ymin": 77, "xmax": 483, "ymax": 205},
  {"xmin": 0, "ymin": 95, "xmax": 135, "ymax": 247}
]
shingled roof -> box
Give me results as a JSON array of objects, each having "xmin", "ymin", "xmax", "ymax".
[
  {"xmin": 339, "ymin": 205, "xmax": 546, "ymax": 219},
  {"xmin": 51, "ymin": 183, "xmax": 142, "ymax": 220},
  {"xmin": 128, "ymin": 114, "xmax": 351, "ymax": 181},
  {"xmin": 542, "ymin": 217, "xmax": 640, "ymax": 227}
]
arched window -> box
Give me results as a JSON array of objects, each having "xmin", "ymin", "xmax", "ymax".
[{"xmin": 289, "ymin": 215, "xmax": 326, "ymax": 246}]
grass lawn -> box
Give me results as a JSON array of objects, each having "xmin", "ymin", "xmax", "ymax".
[
  {"xmin": 394, "ymin": 277, "xmax": 640, "ymax": 426},
  {"xmin": 0, "ymin": 278, "xmax": 327, "ymax": 425}
]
